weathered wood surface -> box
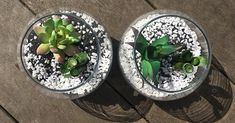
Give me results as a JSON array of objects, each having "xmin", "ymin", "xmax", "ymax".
[
  {"xmin": 0, "ymin": 105, "xmax": 17, "ymax": 123},
  {"xmin": 0, "ymin": 0, "xmax": 234, "ymax": 123}
]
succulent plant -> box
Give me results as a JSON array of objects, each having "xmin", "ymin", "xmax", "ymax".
[
  {"xmin": 33, "ymin": 15, "xmax": 89, "ymax": 77},
  {"xmin": 136, "ymin": 34, "xmax": 180, "ymax": 82},
  {"xmin": 174, "ymin": 51, "xmax": 207, "ymax": 73},
  {"xmin": 136, "ymin": 34, "xmax": 207, "ymax": 83},
  {"xmin": 33, "ymin": 15, "xmax": 81, "ymax": 61}
]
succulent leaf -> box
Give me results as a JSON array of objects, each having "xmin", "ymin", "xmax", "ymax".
[
  {"xmin": 136, "ymin": 33, "xmax": 148, "ymax": 56},
  {"xmin": 141, "ymin": 60, "xmax": 153, "ymax": 79},
  {"xmin": 53, "ymin": 53, "xmax": 64, "ymax": 63},
  {"xmin": 151, "ymin": 35, "xmax": 169, "ymax": 47},
  {"xmin": 36, "ymin": 43, "xmax": 50, "ymax": 55},
  {"xmin": 75, "ymin": 52, "xmax": 89, "ymax": 65},
  {"xmin": 64, "ymin": 45, "xmax": 79, "ymax": 56},
  {"xmin": 33, "ymin": 26, "xmax": 46, "ymax": 35},
  {"xmin": 66, "ymin": 24, "xmax": 74, "ymax": 32},
  {"xmin": 57, "ymin": 44, "xmax": 67, "ymax": 50}
]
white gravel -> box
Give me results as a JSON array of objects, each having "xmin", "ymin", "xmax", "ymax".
[{"xmin": 119, "ymin": 10, "xmax": 207, "ymax": 100}]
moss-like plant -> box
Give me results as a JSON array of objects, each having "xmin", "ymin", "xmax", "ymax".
[
  {"xmin": 136, "ymin": 34, "xmax": 207, "ymax": 82},
  {"xmin": 33, "ymin": 15, "xmax": 88, "ymax": 77}
]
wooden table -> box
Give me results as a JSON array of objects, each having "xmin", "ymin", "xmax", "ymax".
[{"xmin": 0, "ymin": 0, "xmax": 235, "ymax": 122}]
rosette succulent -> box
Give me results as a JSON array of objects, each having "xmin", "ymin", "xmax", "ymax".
[{"xmin": 33, "ymin": 15, "xmax": 89, "ymax": 77}]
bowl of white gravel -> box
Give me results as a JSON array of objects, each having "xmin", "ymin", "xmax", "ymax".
[
  {"xmin": 119, "ymin": 10, "xmax": 211, "ymax": 101},
  {"xmin": 18, "ymin": 9, "xmax": 112, "ymax": 98}
]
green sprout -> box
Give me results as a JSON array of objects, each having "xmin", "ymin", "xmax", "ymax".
[{"xmin": 33, "ymin": 15, "xmax": 89, "ymax": 77}]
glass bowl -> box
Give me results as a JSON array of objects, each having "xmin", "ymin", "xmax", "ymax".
[
  {"xmin": 18, "ymin": 9, "xmax": 113, "ymax": 99},
  {"xmin": 119, "ymin": 10, "xmax": 211, "ymax": 100}
]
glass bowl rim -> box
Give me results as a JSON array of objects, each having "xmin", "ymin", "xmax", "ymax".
[
  {"xmin": 19, "ymin": 12, "xmax": 101, "ymax": 92},
  {"xmin": 132, "ymin": 13, "xmax": 212, "ymax": 93}
]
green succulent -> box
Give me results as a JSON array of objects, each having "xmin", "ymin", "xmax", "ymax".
[
  {"xmin": 34, "ymin": 16, "xmax": 80, "ymax": 56},
  {"xmin": 136, "ymin": 34, "xmax": 180, "ymax": 82},
  {"xmin": 136, "ymin": 34, "xmax": 207, "ymax": 83},
  {"xmin": 173, "ymin": 50, "xmax": 207, "ymax": 73},
  {"xmin": 33, "ymin": 15, "xmax": 89, "ymax": 77},
  {"xmin": 60, "ymin": 52, "xmax": 89, "ymax": 77}
]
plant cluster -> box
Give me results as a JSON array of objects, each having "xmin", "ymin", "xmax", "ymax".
[
  {"xmin": 33, "ymin": 15, "xmax": 88, "ymax": 77},
  {"xmin": 136, "ymin": 34, "xmax": 207, "ymax": 82}
]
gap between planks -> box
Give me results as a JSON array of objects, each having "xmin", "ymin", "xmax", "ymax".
[{"xmin": 0, "ymin": 105, "xmax": 19, "ymax": 123}]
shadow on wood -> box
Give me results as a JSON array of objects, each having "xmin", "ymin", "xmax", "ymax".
[
  {"xmin": 72, "ymin": 38, "xmax": 153, "ymax": 122},
  {"xmin": 155, "ymin": 64, "xmax": 233, "ymax": 123}
]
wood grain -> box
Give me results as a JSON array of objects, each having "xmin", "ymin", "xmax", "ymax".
[{"xmin": 148, "ymin": 0, "xmax": 235, "ymax": 84}]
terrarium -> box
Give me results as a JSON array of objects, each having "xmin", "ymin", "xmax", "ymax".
[
  {"xmin": 119, "ymin": 10, "xmax": 211, "ymax": 100},
  {"xmin": 18, "ymin": 9, "xmax": 113, "ymax": 98}
]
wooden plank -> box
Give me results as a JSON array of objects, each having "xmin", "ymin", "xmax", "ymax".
[
  {"xmin": 72, "ymin": 82, "xmax": 147, "ymax": 122},
  {"xmin": 147, "ymin": 0, "xmax": 235, "ymax": 83},
  {"xmin": 22, "ymin": 0, "xmax": 153, "ymax": 39},
  {"xmin": 0, "ymin": 0, "xmax": 147, "ymax": 123},
  {"xmin": 0, "ymin": 105, "xmax": 17, "ymax": 123},
  {"xmin": 21, "ymin": 0, "xmax": 154, "ymax": 122}
]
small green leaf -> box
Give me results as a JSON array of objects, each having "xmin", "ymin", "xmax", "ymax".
[
  {"xmin": 183, "ymin": 63, "xmax": 194, "ymax": 73},
  {"xmin": 151, "ymin": 35, "xmax": 169, "ymax": 47},
  {"xmin": 174, "ymin": 62, "xmax": 184, "ymax": 69},
  {"xmin": 58, "ymin": 25, "xmax": 70, "ymax": 34},
  {"xmin": 66, "ymin": 24, "xmax": 74, "ymax": 32},
  {"xmin": 62, "ymin": 19, "xmax": 69, "ymax": 26},
  {"xmin": 44, "ymin": 19, "xmax": 54, "ymax": 34},
  {"xmin": 37, "ymin": 33, "xmax": 49, "ymax": 43},
  {"xmin": 75, "ymin": 52, "xmax": 89, "ymax": 65},
  {"xmin": 198, "ymin": 56, "xmax": 207, "ymax": 66},
  {"xmin": 141, "ymin": 60, "xmax": 153, "ymax": 79},
  {"xmin": 57, "ymin": 44, "xmax": 67, "ymax": 50},
  {"xmin": 70, "ymin": 68, "xmax": 82, "ymax": 76},
  {"xmin": 146, "ymin": 46, "xmax": 158, "ymax": 60},
  {"xmin": 57, "ymin": 29, "xmax": 64, "ymax": 36},
  {"xmin": 159, "ymin": 45, "xmax": 177, "ymax": 55},
  {"xmin": 60, "ymin": 64, "xmax": 71, "ymax": 77},
  {"xmin": 52, "ymin": 16, "xmax": 62, "ymax": 28},
  {"xmin": 149, "ymin": 60, "xmax": 160, "ymax": 81},
  {"xmin": 67, "ymin": 57, "xmax": 78, "ymax": 67},
  {"xmin": 49, "ymin": 30, "xmax": 57, "ymax": 47},
  {"xmin": 182, "ymin": 50, "xmax": 193, "ymax": 62},
  {"xmin": 33, "ymin": 26, "xmax": 46, "ymax": 35},
  {"xmin": 136, "ymin": 33, "xmax": 148, "ymax": 56},
  {"xmin": 191, "ymin": 57, "xmax": 200, "ymax": 66}
]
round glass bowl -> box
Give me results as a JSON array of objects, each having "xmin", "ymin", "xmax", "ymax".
[
  {"xmin": 119, "ymin": 10, "xmax": 211, "ymax": 101},
  {"xmin": 18, "ymin": 9, "xmax": 113, "ymax": 99}
]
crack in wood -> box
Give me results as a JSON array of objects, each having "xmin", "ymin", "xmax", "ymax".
[
  {"xmin": 18, "ymin": 0, "xmax": 36, "ymax": 15},
  {"xmin": 0, "ymin": 105, "xmax": 19, "ymax": 123}
]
